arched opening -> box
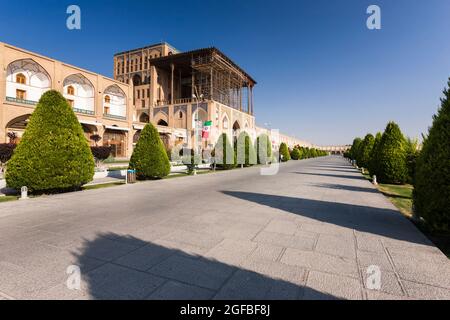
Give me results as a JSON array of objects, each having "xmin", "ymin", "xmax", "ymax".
[
  {"xmin": 104, "ymin": 85, "xmax": 127, "ymax": 119},
  {"xmin": 6, "ymin": 59, "xmax": 51, "ymax": 104},
  {"xmin": 222, "ymin": 115, "xmax": 229, "ymax": 130},
  {"xmin": 67, "ymin": 85, "xmax": 75, "ymax": 95},
  {"xmin": 154, "ymin": 112, "xmax": 169, "ymax": 127},
  {"xmin": 174, "ymin": 110, "xmax": 186, "ymax": 129},
  {"xmin": 139, "ymin": 112, "xmax": 149, "ymax": 123},
  {"xmin": 192, "ymin": 109, "xmax": 208, "ymax": 128},
  {"xmin": 132, "ymin": 74, "xmax": 142, "ymax": 86},
  {"xmin": 16, "ymin": 73, "xmax": 26, "ymax": 84},
  {"xmin": 63, "ymin": 74, "xmax": 95, "ymax": 114},
  {"xmin": 5, "ymin": 114, "xmax": 31, "ymax": 144},
  {"xmin": 157, "ymin": 119, "xmax": 168, "ymax": 127},
  {"xmin": 232, "ymin": 121, "xmax": 241, "ymax": 143},
  {"xmin": 103, "ymin": 128, "xmax": 126, "ymax": 158}
]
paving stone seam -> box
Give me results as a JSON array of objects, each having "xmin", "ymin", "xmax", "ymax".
[
  {"xmin": 383, "ymin": 246, "xmax": 407, "ymax": 296},
  {"xmin": 353, "ymin": 230, "xmax": 367, "ymax": 300}
]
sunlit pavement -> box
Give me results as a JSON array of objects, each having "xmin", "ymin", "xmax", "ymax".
[{"xmin": 0, "ymin": 156, "xmax": 449, "ymax": 300}]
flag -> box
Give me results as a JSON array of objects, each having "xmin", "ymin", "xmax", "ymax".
[{"xmin": 202, "ymin": 121, "xmax": 212, "ymax": 139}]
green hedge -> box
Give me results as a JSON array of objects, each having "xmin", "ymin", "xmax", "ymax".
[
  {"xmin": 376, "ymin": 122, "xmax": 408, "ymax": 184},
  {"xmin": 256, "ymin": 134, "xmax": 272, "ymax": 164},
  {"xmin": 214, "ymin": 133, "xmax": 236, "ymax": 170},
  {"xmin": 129, "ymin": 123, "xmax": 171, "ymax": 179},
  {"xmin": 414, "ymin": 78, "xmax": 450, "ymax": 232},
  {"xmin": 279, "ymin": 143, "xmax": 290, "ymax": 162},
  {"xmin": 6, "ymin": 90, "xmax": 95, "ymax": 192}
]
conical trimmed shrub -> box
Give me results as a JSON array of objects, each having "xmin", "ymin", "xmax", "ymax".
[
  {"xmin": 214, "ymin": 133, "xmax": 236, "ymax": 170},
  {"xmin": 359, "ymin": 134, "xmax": 375, "ymax": 169},
  {"xmin": 129, "ymin": 123, "xmax": 170, "ymax": 179},
  {"xmin": 377, "ymin": 122, "xmax": 408, "ymax": 184},
  {"xmin": 6, "ymin": 90, "xmax": 94, "ymax": 192},
  {"xmin": 290, "ymin": 148, "xmax": 302, "ymax": 160},
  {"xmin": 256, "ymin": 134, "xmax": 272, "ymax": 164},
  {"xmin": 350, "ymin": 138, "xmax": 362, "ymax": 162},
  {"xmin": 279, "ymin": 143, "xmax": 290, "ymax": 162},
  {"xmin": 368, "ymin": 132, "xmax": 382, "ymax": 176},
  {"xmin": 236, "ymin": 132, "xmax": 256, "ymax": 167},
  {"xmin": 414, "ymin": 79, "xmax": 450, "ymax": 231}
]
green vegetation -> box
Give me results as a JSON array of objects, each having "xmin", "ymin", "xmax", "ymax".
[
  {"xmin": 236, "ymin": 132, "xmax": 256, "ymax": 167},
  {"xmin": 290, "ymin": 148, "xmax": 302, "ymax": 160},
  {"xmin": 256, "ymin": 134, "xmax": 272, "ymax": 164},
  {"xmin": 359, "ymin": 134, "xmax": 375, "ymax": 169},
  {"xmin": 368, "ymin": 132, "xmax": 382, "ymax": 177},
  {"xmin": 378, "ymin": 183, "xmax": 414, "ymax": 217},
  {"xmin": 279, "ymin": 143, "xmax": 290, "ymax": 162},
  {"xmin": 376, "ymin": 122, "xmax": 408, "ymax": 184},
  {"xmin": 0, "ymin": 196, "xmax": 18, "ymax": 203},
  {"xmin": 129, "ymin": 123, "xmax": 171, "ymax": 180},
  {"xmin": 6, "ymin": 90, "xmax": 95, "ymax": 193},
  {"xmin": 214, "ymin": 133, "xmax": 236, "ymax": 170},
  {"xmin": 414, "ymin": 78, "xmax": 450, "ymax": 232},
  {"xmin": 82, "ymin": 182, "xmax": 125, "ymax": 190}
]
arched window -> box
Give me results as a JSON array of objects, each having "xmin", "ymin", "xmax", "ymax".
[
  {"xmin": 67, "ymin": 85, "xmax": 75, "ymax": 95},
  {"xmin": 179, "ymin": 111, "xmax": 183, "ymax": 119},
  {"xmin": 104, "ymin": 95, "xmax": 111, "ymax": 103},
  {"xmin": 222, "ymin": 116, "xmax": 229, "ymax": 130},
  {"xmin": 16, "ymin": 73, "xmax": 26, "ymax": 84},
  {"xmin": 157, "ymin": 119, "xmax": 168, "ymax": 127}
]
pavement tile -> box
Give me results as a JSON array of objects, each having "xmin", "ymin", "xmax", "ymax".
[
  {"xmin": 253, "ymin": 231, "xmax": 316, "ymax": 251},
  {"xmin": 302, "ymin": 271, "xmax": 363, "ymax": 300},
  {"xmin": 315, "ymin": 234, "xmax": 356, "ymax": 259},
  {"xmin": 281, "ymin": 248, "xmax": 359, "ymax": 278},
  {"xmin": 147, "ymin": 281, "xmax": 215, "ymax": 300},
  {"xmin": 149, "ymin": 254, "xmax": 235, "ymax": 290}
]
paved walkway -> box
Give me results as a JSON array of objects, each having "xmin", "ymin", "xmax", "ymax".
[{"xmin": 0, "ymin": 156, "xmax": 449, "ymax": 300}]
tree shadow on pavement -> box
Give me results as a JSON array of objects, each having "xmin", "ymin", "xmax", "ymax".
[
  {"xmin": 292, "ymin": 172, "xmax": 367, "ymax": 181},
  {"xmin": 221, "ymin": 191, "xmax": 431, "ymax": 245},
  {"xmin": 73, "ymin": 233, "xmax": 337, "ymax": 300},
  {"xmin": 308, "ymin": 183, "xmax": 379, "ymax": 194}
]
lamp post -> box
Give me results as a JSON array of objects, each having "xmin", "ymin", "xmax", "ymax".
[{"xmin": 192, "ymin": 86, "xmax": 203, "ymax": 176}]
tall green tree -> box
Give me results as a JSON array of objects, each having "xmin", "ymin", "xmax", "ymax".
[
  {"xmin": 368, "ymin": 132, "xmax": 382, "ymax": 176},
  {"xmin": 129, "ymin": 123, "xmax": 171, "ymax": 179},
  {"xmin": 6, "ymin": 90, "xmax": 95, "ymax": 192},
  {"xmin": 279, "ymin": 143, "xmax": 290, "ymax": 162},
  {"xmin": 377, "ymin": 122, "xmax": 408, "ymax": 184},
  {"xmin": 236, "ymin": 132, "xmax": 256, "ymax": 167},
  {"xmin": 214, "ymin": 133, "xmax": 236, "ymax": 169},
  {"xmin": 359, "ymin": 134, "xmax": 375, "ymax": 169},
  {"xmin": 414, "ymin": 79, "xmax": 450, "ymax": 232},
  {"xmin": 256, "ymin": 134, "xmax": 272, "ymax": 164},
  {"xmin": 350, "ymin": 138, "xmax": 362, "ymax": 163}
]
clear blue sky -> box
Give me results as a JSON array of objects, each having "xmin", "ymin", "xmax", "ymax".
[{"xmin": 1, "ymin": 0, "xmax": 449, "ymax": 145}]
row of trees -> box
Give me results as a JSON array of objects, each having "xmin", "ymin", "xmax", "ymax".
[
  {"xmin": 279, "ymin": 143, "xmax": 328, "ymax": 162},
  {"xmin": 345, "ymin": 78, "xmax": 450, "ymax": 232},
  {"xmin": 345, "ymin": 122, "xmax": 419, "ymax": 185}
]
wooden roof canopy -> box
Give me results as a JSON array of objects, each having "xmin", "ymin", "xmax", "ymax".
[{"xmin": 150, "ymin": 47, "xmax": 257, "ymax": 87}]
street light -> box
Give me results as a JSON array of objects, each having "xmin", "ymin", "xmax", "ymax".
[{"xmin": 192, "ymin": 87, "xmax": 203, "ymax": 176}]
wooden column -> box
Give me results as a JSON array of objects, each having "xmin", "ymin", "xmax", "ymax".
[{"xmin": 170, "ymin": 63, "xmax": 174, "ymax": 104}]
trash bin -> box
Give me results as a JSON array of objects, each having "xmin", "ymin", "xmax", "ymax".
[{"xmin": 127, "ymin": 169, "xmax": 136, "ymax": 184}]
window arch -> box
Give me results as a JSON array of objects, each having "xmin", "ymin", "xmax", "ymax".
[
  {"xmin": 222, "ymin": 115, "xmax": 229, "ymax": 130},
  {"xmin": 67, "ymin": 85, "xmax": 75, "ymax": 95},
  {"xmin": 157, "ymin": 119, "xmax": 168, "ymax": 126},
  {"xmin": 16, "ymin": 73, "xmax": 26, "ymax": 84}
]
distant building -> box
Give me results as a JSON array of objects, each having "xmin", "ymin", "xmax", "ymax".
[{"xmin": 0, "ymin": 41, "xmax": 311, "ymax": 159}]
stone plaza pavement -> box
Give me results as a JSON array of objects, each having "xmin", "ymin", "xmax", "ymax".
[{"xmin": 0, "ymin": 156, "xmax": 449, "ymax": 300}]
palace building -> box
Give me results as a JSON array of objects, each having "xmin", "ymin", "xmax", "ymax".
[{"xmin": 0, "ymin": 41, "xmax": 312, "ymax": 159}]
